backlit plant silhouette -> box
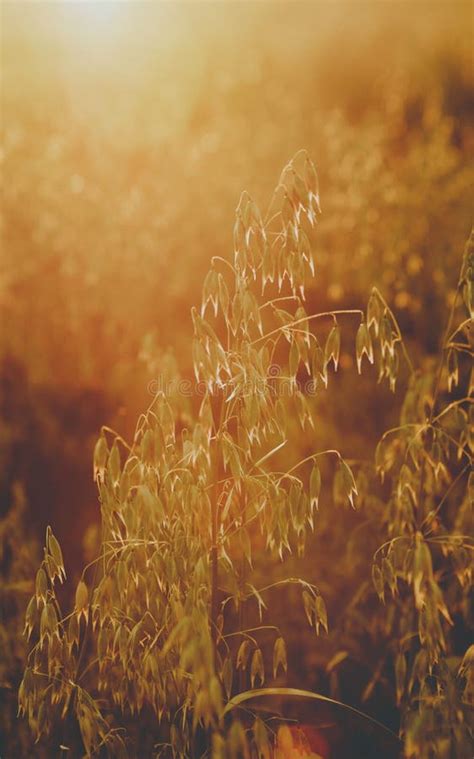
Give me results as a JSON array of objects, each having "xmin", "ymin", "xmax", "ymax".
[{"xmin": 19, "ymin": 155, "xmax": 473, "ymax": 758}]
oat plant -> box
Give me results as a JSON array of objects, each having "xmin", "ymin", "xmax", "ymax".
[{"xmin": 18, "ymin": 154, "xmax": 473, "ymax": 758}]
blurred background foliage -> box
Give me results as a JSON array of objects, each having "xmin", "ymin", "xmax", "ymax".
[{"xmin": 1, "ymin": 0, "xmax": 473, "ymax": 755}]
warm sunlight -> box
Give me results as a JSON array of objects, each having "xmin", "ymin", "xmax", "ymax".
[
  {"xmin": 59, "ymin": 0, "xmax": 127, "ymax": 27},
  {"xmin": 56, "ymin": 0, "xmax": 131, "ymax": 56},
  {"xmin": 2, "ymin": 1, "xmax": 472, "ymax": 757},
  {"xmin": 35, "ymin": 0, "xmax": 180, "ymax": 80}
]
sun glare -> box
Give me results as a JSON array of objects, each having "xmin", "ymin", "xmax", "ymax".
[
  {"xmin": 54, "ymin": 0, "xmax": 177, "ymax": 67},
  {"xmin": 57, "ymin": 0, "xmax": 129, "ymax": 45}
]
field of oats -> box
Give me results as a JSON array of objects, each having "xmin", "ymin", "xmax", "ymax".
[{"xmin": 1, "ymin": 2, "xmax": 473, "ymax": 757}]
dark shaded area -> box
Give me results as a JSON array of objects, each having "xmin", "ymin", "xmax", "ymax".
[
  {"xmin": 227, "ymin": 689, "xmax": 402, "ymax": 758},
  {"xmin": 0, "ymin": 354, "xmax": 111, "ymax": 572}
]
